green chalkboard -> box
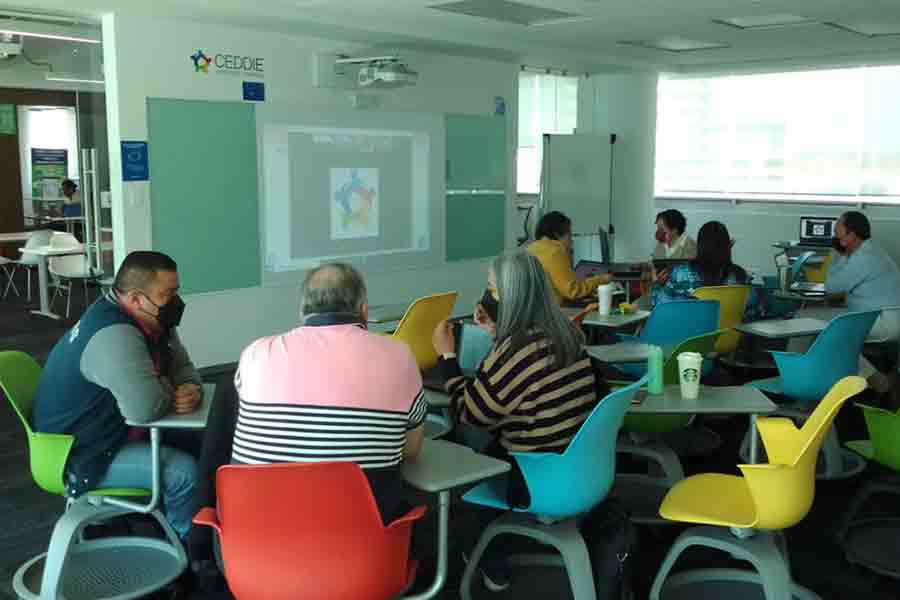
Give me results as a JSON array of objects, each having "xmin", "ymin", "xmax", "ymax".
[
  {"xmin": 147, "ymin": 99, "xmax": 260, "ymax": 294},
  {"xmin": 445, "ymin": 114, "xmax": 507, "ymax": 261}
]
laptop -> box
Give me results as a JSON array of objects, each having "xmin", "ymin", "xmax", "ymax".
[
  {"xmin": 574, "ymin": 260, "xmax": 641, "ymax": 280},
  {"xmin": 789, "ymin": 281, "xmax": 826, "ymax": 295},
  {"xmin": 799, "ymin": 216, "xmax": 837, "ymax": 247}
]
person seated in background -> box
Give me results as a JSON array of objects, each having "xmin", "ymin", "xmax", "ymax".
[
  {"xmin": 799, "ymin": 211, "xmax": 900, "ymax": 400},
  {"xmin": 32, "ymin": 251, "xmax": 202, "ymax": 544},
  {"xmin": 231, "ymin": 263, "xmax": 427, "ymax": 524},
  {"xmin": 432, "ymin": 252, "xmax": 608, "ymax": 591},
  {"xmin": 653, "ymin": 209, "xmax": 696, "ymax": 260},
  {"xmin": 650, "ymin": 220, "xmax": 761, "ymax": 320},
  {"xmin": 61, "ymin": 178, "xmax": 83, "ymax": 217},
  {"xmin": 528, "ymin": 210, "xmax": 611, "ymax": 305}
]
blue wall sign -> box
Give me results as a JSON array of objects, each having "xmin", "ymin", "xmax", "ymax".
[
  {"xmin": 243, "ymin": 81, "xmax": 266, "ymax": 102},
  {"xmin": 121, "ymin": 141, "xmax": 149, "ymax": 181}
]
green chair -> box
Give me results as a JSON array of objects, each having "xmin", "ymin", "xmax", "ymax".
[
  {"xmin": 837, "ymin": 404, "xmax": 900, "ymax": 579},
  {"xmin": 613, "ymin": 330, "xmax": 724, "ymax": 523},
  {"xmin": 1, "ymin": 351, "xmax": 187, "ymax": 599}
]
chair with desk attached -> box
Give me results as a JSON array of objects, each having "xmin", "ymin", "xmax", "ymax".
[
  {"xmin": 193, "ymin": 462, "xmax": 426, "ymax": 600},
  {"xmin": 459, "ymin": 378, "xmax": 646, "ymax": 600},
  {"xmin": 2, "ymin": 350, "xmax": 186, "ymax": 600},
  {"xmin": 742, "ymin": 310, "xmax": 879, "ymax": 480}
]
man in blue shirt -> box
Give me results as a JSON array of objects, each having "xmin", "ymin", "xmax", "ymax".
[{"xmin": 796, "ymin": 212, "xmax": 900, "ymax": 398}]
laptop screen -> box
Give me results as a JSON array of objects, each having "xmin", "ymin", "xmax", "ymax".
[
  {"xmin": 799, "ymin": 217, "xmax": 836, "ymax": 242},
  {"xmin": 574, "ymin": 260, "xmax": 606, "ymax": 280}
]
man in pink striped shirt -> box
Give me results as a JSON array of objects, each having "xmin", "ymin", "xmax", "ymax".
[{"xmin": 232, "ymin": 263, "xmax": 427, "ymax": 523}]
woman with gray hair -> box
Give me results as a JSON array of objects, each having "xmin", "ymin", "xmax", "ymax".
[{"xmin": 432, "ymin": 251, "xmax": 608, "ymax": 590}]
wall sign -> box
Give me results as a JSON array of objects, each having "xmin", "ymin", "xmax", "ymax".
[
  {"xmin": 121, "ymin": 141, "xmax": 149, "ymax": 181},
  {"xmin": 31, "ymin": 149, "xmax": 68, "ymax": 197},
  {"xmin": 190, "ymin": 48, "xmax": 265, "ymax": 79},
  {"xmin": 242, "ymin": 81, "xmax": 265, "ymax": 102}
]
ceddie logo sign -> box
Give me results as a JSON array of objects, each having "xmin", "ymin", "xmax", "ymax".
[{"xmin": 190, "ymin": 49, "xmax": 264, "ymax": 78}]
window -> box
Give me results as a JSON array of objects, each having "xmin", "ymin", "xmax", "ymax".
[
  {"xmin": 655, "ymin": 65, "xmax": 900, "ymax": 203},
  {"xmin": 18, "ymin": 106, "xmax": 80, "ymax": 201},
  {"xmin": 517, "ymin": 72, "xmax": 578, "ymax": 194}
]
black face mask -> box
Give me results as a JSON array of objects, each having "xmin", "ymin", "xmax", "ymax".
[
  {"xmin": 480, "ymin": 289, "xmax": 499, "ymax": 323},
  {"xmin": 144, "ymin": 294, "xmax": 186, "ymax": 330},
  {"xmin": 831, "ymin": 237, "xmax": 845, "ymax": 253}
]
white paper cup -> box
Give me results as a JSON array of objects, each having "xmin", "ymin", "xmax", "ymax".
[
  {"xmin": 596, "ymin": 283, "xmax": 613, "ymax": 316},
  {"xmin": 677, "ymin": 352, "xmax": 703, "ymax": 400}
]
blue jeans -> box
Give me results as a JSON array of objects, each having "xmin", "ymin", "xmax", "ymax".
[{"xmin": 95, "ymin": 441, "xmax": 198, "ymax": 541}]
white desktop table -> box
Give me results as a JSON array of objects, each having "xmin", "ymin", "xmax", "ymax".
[
  {"xmin": 0, "ymin": 232, "xmax": 33, "ymax": 244},
  {"xmin": 19, "ymin": 243, "xmax": 85, "ymax": 319},
  {"xmin": 402, "ymin": 439, "xmax": 510, "ymax": 600},
  {"xmin": 735, "ymin": 318, "xmax": 829, "ymax": 339},
  {"xmin": 586, "ymin": 341, "xmax": 675, "ymax": 364},
  {"xmin": 582, "ymin": 310, "xmax": 650, "ymax": 329},
  {"xmin": 367, "ymin": 302, "xmax": 471, "ymax": 326}
]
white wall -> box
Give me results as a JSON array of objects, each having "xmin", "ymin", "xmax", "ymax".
[
  {"xmin": 579, "ymin": 72, "xmax": 658, "ymax": 262},
  {"xmin": 101, "ymin": 14, "xmax": 517, "ymax": 367}
]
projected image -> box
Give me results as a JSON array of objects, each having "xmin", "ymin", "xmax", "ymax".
[{"xmin": 330, "ymin": 168, "xmax": 379, "ymax": 239}]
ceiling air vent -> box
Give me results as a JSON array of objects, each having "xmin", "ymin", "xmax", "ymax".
[{"xmin": 429, "ymin": 0, "xmax": 583, "ymax": 27}]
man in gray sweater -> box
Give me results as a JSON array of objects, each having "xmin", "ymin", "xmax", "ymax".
[{"xmin": 33, "ymin": 251, "xmax": 202, "ymax": 542}]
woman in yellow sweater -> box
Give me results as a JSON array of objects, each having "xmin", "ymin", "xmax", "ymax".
[{"xmin": 527, "ymin": 211, "xmax": 611, "ymax": 304}]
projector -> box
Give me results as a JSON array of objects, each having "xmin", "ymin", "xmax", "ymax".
[{"xmin": 358, "ymin": 61, "xmax": 418, "ymax": 89}]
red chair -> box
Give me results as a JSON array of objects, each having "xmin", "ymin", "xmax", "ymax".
[{"xmin": 193, "ymin": 462, "xmax": 426, "ymax": 600}]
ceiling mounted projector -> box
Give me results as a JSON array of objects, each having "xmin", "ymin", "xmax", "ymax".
[
  {"xmin": 0, "ymin": 33, "xmax": 22, "ymax": 58},
  {"xmin": 335, "ymin": 55, "xmax": 418, "ymax": 89}
]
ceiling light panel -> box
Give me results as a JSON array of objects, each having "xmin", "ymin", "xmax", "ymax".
[
  {"xmin": 429, "ymin": 0, "xmax": 582, "ymax": 27},
  {"xmin": 826, "ymin": 19, "xmax": 900, "ymax": 37},
  {"xmin": 713, "ymin": 14, "xmax": 817, "ymax": 30},
  {"xmin": 618, "ymin": 36, "xmax": 730, "ymax": 53}
]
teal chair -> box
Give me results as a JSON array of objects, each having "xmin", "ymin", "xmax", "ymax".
[
  {"xmin": 743, "ymin": 310, "xmax": 879, "ymax": 480},
  {"xmin": 615, "ymin": 300, "xmax": 720, "ymax": 379},
  {"xmin": 459, "ymin": 377, "xmax": 647, "ymax": 600},
  {"xmin": 837, "ymin": 404, "xmax": 900, "ymax": 579},
  {"xmin": 1, "ymin": 351, "xmax": 187, "ymax": 600}
]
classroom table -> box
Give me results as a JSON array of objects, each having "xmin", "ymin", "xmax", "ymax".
[
  {"xmin": 0, "ymin": 232, "xmax": 33, "ymax": 244},
  {"xmin": 582, "ymin": 309, "xmax": 650, "ymax": 329},
  {"xmin": 19, "ymin": 243, "xmax": 85, "ymax": 319},
  {"xmin": 735, "ymin": 318, "xmax": 829, "ymax": 339},
  {"xmin": 401, "ymin": 439, "xmax": 510, "ymax": 600},
  {"xmin": 585, "ymin": 341, "xmax": 674, "ymax": 364}
]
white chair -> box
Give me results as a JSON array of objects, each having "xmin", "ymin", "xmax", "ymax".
[
  {"xmin": 48, "ymin": 233, "xmax": 100, "ymax": 318},
  {"xmin": 3, "ymin": 230, "xmax": 53, "ymax": 302}
]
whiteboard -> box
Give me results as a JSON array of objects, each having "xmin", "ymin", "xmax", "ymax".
[{"xmin": 539, "ymin": 133, "xmax": 613, "ymax": 235}]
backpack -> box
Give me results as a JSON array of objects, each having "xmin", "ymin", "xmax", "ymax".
[{"xmin": 581, "ymin": 499, "xmax": 637, "ymax": 600}]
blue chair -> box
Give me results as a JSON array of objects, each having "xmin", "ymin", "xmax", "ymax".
[
  {"xmin": 616, "ymin": 299, "xmax": 720, "ymax": 378},
  {"xmin": 744, "ymin": 310, "xmax": 879, "ymax": 480},
  {"xmin": 751, "ymin": 310, "xmax": 879, "ymax": 403},
  {"xmin": 459, "ymin": 377, "xmax": 647, "ymax": 600}
]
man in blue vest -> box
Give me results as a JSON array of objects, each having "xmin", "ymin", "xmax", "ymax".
[{"xmin": 33, "ymin": 251, "xmax": 202, "ymax": 543}]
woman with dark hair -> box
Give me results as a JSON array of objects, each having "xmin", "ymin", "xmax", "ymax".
[
  {"xmin": 651, "ymin": 220, "xmax": 760, "ymax": 319},
  {"xmin": 432, "ymin": 251, "xmax": 608, "ymax": 590},
  {"xmin": 653, "ymin": 209, "xmax": 696, "ymax": 259},
  {"xmin": 528, "ymin": 210, "xmax": 611, "ymax": 304}
]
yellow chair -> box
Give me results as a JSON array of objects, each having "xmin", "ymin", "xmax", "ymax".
[
  {"xmin": 693, "ymin": 285, "xmax": 751, "ymax": 355},
  {"xmin": 390, "ymin": 291, "xmax": 458, "ymax": 371},
  {"xmin": 802, "ymin": 252, "xmax": 832, "ymax": 283},
  {"xmin": 649, "ymin": 376, "xmax": 867, "ymax": 600}
]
